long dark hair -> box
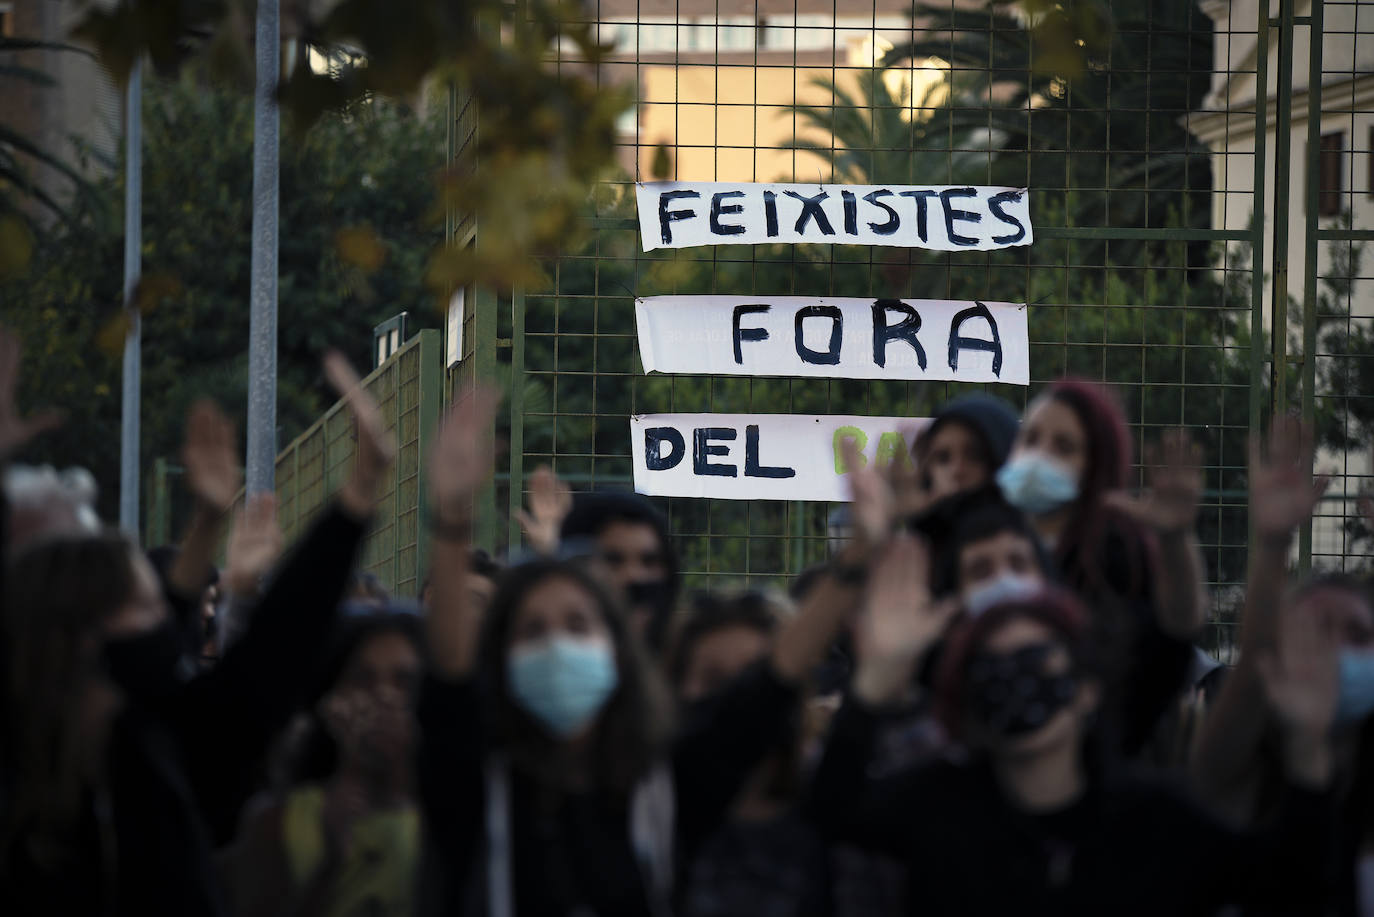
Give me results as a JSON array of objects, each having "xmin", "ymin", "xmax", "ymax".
[
  {"xmin": 1, "ymin": 532, "xmax": 136, "ymax": 862},
  {"xmin": 667, "ymin": 590, "xmax": 787, "ymax": 691},
  {"xmin": 477, "ymin": 559, "xmax": 673, "ymax": 796},
  {"xmin": 1042, "ymin": 379, "xmax": 1155, "ymax": 605}
]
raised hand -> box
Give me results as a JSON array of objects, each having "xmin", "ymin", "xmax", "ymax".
[
  {"xmin": 324, "ymin": 351, "xmax": 396, "ymax": 518},
  {"xmin": 516, "ymin": 464, "xmax": 571, "ymax": 556},
  {"xmin": 181, "ymin": 400, "xmax": 241, "ymax": 514},
  {"xmin": 1105, "ymin": 429, "xmax": 1203, "ymax": 535},
  {"xmin": 0, "ymin": 327, "xmax": 61, "ymax": 459},
  {"xmin": 852, "ymin": 532, "xmax": 955, "ymax": 705},
  {"xmin": 843, "ymin": 437, "xmax": 895, "ymax": 554},
  {"xmin": 224, "ymin": 493, "xmax": 284, "ymax": 597},
  {"xmin": 426, "ymin": 382, "xmax": 501, "ymax": 524},
  {"xmin": 890, "ymin": 427, "xmax": 932, "ymax": 520},
  {"xmin": 1255, "ymin": 596, "xmax": 1339, "ymax": 785},
  {"xmin": 1248, "ymin": 416, "xmax": 1330, "ymax": 543}
]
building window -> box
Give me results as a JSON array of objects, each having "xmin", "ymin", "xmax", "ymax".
[
  {"xmin": 1368, "ymin": 126, "xmax": 1374, "ymax": 200},
  {"xmin": 1318, "ymin": 131, "xmax": 1344, "ymax": 217}
]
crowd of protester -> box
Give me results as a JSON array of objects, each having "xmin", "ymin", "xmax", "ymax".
[{"xmin": 0, "ymin": 326, "xmax": 1369, "ymax": 916}]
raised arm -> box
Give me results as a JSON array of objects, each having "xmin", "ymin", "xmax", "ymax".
[
  {"xmin": 215, "ymin": 492, "xmax": 284, "ymax": 652},
  {"xmin": 672, "ymin": 441, "xmax": 905, "ymax": 853},
  {"xmin": 175, "ymin": 352, "xmax": 395, "ymax": 842},
  {"xmin": 806, "ymin": 531, "xmax": 956, "ymax": 850},
  {"xmin": 1106, "ymin": 429, "xmax": 1207, "ymax": 638},
  {"xmin": 771, "ymin": 438, "xmax": 891, "ymax": 682},
  {"xmin": 422, "ymin": 384, "xmax": 500, "ymax": 679},
  {"xmin": 1190, "ymin": 586, "xmax": 1337, "ymax": 912},
  {"xmin": 414, "ymin": 383, "xmax": 499, "ymax": 884},
  {"xmin": 515, "ymin": 464, "xmax": 571, "ymax": 557},
  {"xmin": 1192, "ymin": 419, "xmax": 1329, "ymax": 817},
  {"xmin": 164, "ymin": 400, "xmax": 239, "ymax": 646}
]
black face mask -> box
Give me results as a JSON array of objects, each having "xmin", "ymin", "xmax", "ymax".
[
  {"xmin": 104, "ymin": 621, "xmax": 192, "ymax": 705},
  {"xmin": 966, "ymin": 643, "xmax": 1079, "ymax": 738},
  {"xmin": 625, "ymin": 579, "xmax": 674, "ymax": 652}
]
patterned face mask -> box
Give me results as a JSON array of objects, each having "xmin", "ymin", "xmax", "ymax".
[{"xmin": 966, "ymin": 643, "xmax": 1079, "ymax": 738}]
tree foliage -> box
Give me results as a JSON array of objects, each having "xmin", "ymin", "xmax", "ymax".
[
  {"xmin": 0, "ymin": 76, "xmax": 445, "ymax": 521},
  {"xmin": 66, "ymin": 0, "xmax": 629, "ymax": 291},
  {"xmin": 888, "ymin": 0, "xmax": 1215, "ymax": 268}
]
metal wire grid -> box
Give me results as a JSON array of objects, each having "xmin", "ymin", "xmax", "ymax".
[
  {"xmin": 423, "ymin": 1, "xmax": 1374, "ymax": 663},
  {"xmin": 234, "ymin": 330, "xmax": 443, "ymax": 594},
  {"xmin": 1307, "ymin": 0, "xmax": 1374, "ymax": 571}
]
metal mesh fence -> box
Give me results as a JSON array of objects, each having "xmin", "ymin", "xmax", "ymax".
[
  {"xmin": 216, "ymin": 329, "xmax": 444, "ymax": 595},
  {"xmin": 434, "ymin": 0, "xmax": 1373, "ymax": 660}
]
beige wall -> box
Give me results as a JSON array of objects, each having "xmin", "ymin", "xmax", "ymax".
[{"xmin": 634, "ymin": 57, "xmax": 946, "ymax": 182}]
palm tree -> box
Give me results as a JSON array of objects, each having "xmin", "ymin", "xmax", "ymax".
[
  {"xmin": 1, "ymin": 36, "xmax": 95, "ymax": 222},
  {"xmin": 786, "ymin": 63, "xmax": 991, "ymax": 187},
  {"xmin": 884, "ymin": 0, "xmax": 1214, "ymax": 268}
]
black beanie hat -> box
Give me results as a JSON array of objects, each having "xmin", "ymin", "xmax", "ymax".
[{"xmin": 922, "ymin": 393, "xmax": 1020, "ymax": 470}]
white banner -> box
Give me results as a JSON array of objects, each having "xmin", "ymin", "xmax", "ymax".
[
  {"xmin": 636, "ymin": 295, "xmax": 1028, "ymax": 385},
  {"xmin": 630, "ymin": 413, "xmax": 930, "ymax": 502},
  {"xmin": 636, "ymin": 181, "xmax": 1033, "ymax": 252}
]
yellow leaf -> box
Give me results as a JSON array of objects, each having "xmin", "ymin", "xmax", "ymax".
[
  {"xmin": 0, "ymin": 216, "xmax": 33, "ymax": 278},
  {"xmin": 335, "ymin": 225, "xmax": 387, "ymax": 274}
]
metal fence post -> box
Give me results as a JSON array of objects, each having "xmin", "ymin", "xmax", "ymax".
[
  {"xmin": 507, "ymin": 283, "xmax": 527, "ymax": 554},
  {"xmin": 1298, "ymin": 0, "xmax": 1326, "ymax": 573},
  {"xmin": 415, "ymin": 330, "xmax": 443, "ymax": 591},
  {"xmin": 1247, "ymin": 4, "xmax": 1271, "ymax": 558},
  {"xmin": 1270, "ymin": 0, "xmax": 1298, "ymax": 415}
]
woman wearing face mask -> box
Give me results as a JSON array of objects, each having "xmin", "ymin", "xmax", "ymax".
[
  {"xmin": 222, "ymin": 606, "xmax": 425, "ymax": 917},
  {"xmin": 924, "ymin": 489, "xmax": 1052, "ymax": 616},
  {"xmin": 0, "ymin": 354, "xmax": 392, "ymax": 915},
  {"xmin": 418, "ymin": 389, "xmax": 863, "ymax": 917},
  {"xmin": 995, "ymin": 379, "xmax": 1205, "ymax": 755},
  {"xmin": 1193, "ymin": 419, "xmax": 1374, "ymax": 916},
  {"xmin": 808, "ymin": 533, "xmax": 1337, "ymax": 916}
]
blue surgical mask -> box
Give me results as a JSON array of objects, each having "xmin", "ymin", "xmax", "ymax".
[
  {"xmin": 1336, "ymin": 648, "xmax": 1374, "ymax": 726},
  {"xmin": 996, "ymin": 453, "xmax": 1079, "ymax": 515},
  {"xmin": 963, "ymin": 572, "xmax": 1042, "ymax": 617},
  {"xmin": 507, "ymin": 635, "xmax": 619, "ymax": 738}
]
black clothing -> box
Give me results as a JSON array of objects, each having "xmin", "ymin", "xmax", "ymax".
[
  {"xmin": 807, "ymin": 698, "xmax": 1332, "ymax": 917},
  {"xmin": 1, "ymin": 503, "xmax": 367, "ymax": 916},
  {"xmin": 1060, "ymin": 519, "xmax": 1192, "ymax": 757},
  {"xmin": 681, "ymin": 810, "xmax": 832, "ymax": 917},
  {"xmin": 417, "ymin": 660, "xmax": 799, "ymax": 917}
]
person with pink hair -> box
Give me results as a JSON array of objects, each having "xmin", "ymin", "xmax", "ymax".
[{"xmin": 994, "ymin": 379, "xmax": 1207, "ymax": 756}]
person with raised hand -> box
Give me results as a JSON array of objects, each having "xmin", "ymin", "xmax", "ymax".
[
  {"xmin": 417, "ymin": 396, "xmax": 877, "ymax": 917},
  {"xmin": 995, "ymin": 379, "xmax": 1201, "ymax": 756},
  {"xmin": 1193, "ymin": 420, "xmax": 1374, "ymax": 917},
  {"xmin": 516, "ymin": 464, "xmax": 572, "ymax": 557},
  {"xmin": 215, "ymin": 492, "xmax": 286, "ymax": 652},
  {"xmin": 808, "ymin": 552, "xmax": 1337, "ymax": 916},
  {"xmin": 0, "ymin": 350, "xmax": 393, "ymax": 916},
  {"xmin": 1192, "ymin": 417, "xmax": 1331, "ymax": 816}
]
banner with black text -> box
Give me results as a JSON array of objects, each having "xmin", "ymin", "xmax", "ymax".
[
  {"xmin": 636, "ymin": 181, "xmax": 1033, "ymax": 251},
  {"xmin": 635, "ymin": 295, "xmax": 1028, "ymax": 385},
  {"xmin": 630, "ymin": 413, "xmax": 929, "ymax": 501}
]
